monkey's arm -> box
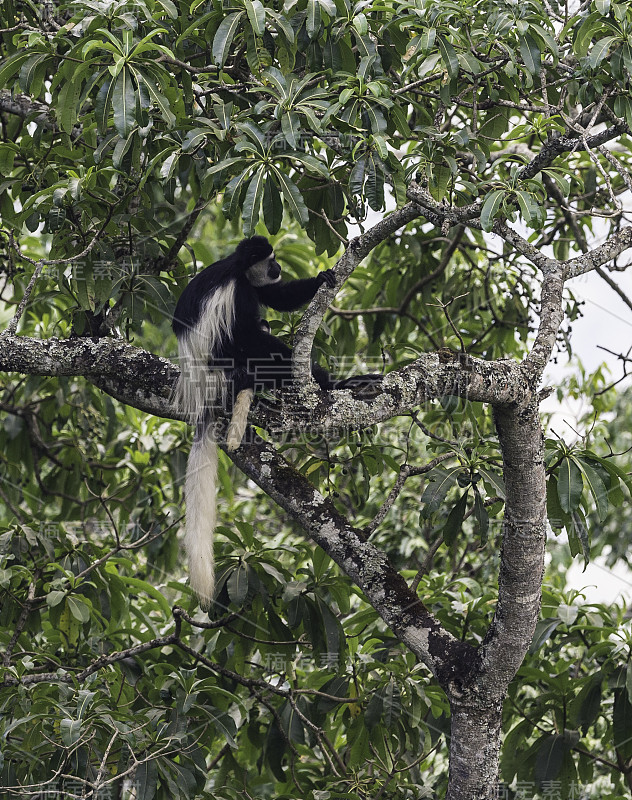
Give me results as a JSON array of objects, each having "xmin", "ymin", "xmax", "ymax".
[{"xmin": 256, "ymin": 270, "xmax": 336, "ymax": 311}]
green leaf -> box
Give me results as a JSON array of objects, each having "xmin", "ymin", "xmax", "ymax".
[
  {"xmin": 588, "ymin": 35, "xmax": 620, "ymax": 69},
  {"xmin": 160, "ymin": 151, "xmax": 180, "ymax": 181},
  {"xmin": 47, "ymin": 589, "xmax": 66, "ymax": 607},
  {"xmin": 317, "ymin": 0, "xmax": 336, "ymax": 14},
  {"xmin": 263, "ymin": 177, "xmax": 283, "ymax": 234},
  {"xmin": 421, "ymin": 468, "xmax": 460, "ymax": 515},
  {"xmin": 534, "ymin": 734, "xmax": 567, "ymax": 787},
  {"xmin": 365, "ymin": 157, "xmax": 384, "ymax": 211},
  {"xmin": 316, "ymin": 596, "xmax": 344, "ymax": 661},
  {"xmin": 60, "ymin": 718, "xmax": 82, "ymax": 747},
  {"xmin": 135, "ymin": 759, "xmax": 159, "ymax": 800},
  {"xmin": 570, "ymin": 509, "xmax": 590, "ymax": 563},
  {"xmin": 223, "ymin": 169, "xmax": 250, "ymax": 219},
  {"xmin": 288, "ymin": 152, "xmax": 329, "ymax": 178},
  {"xmin": 573, "ymin": 12, "xmax": 603, "ymax": 57},
  {"xmin": 66, "ymin": 595, "xmax": 90, "ymax": 623},
  {"xmin": 155, "ymin": 0, "xmax": 178, "ymax": 18},
  {"xmin": 242, "ymin": 167, "xmax": 266, "ymax": 236},
  {"xmin": 349, "ymin": 157, "xmax": 366, "ymax": 197},
  {"xmin": 95, "ymin": 75, "xmax": 116, "ymax": 134},
  {"xmin": 546, "ymin": 475, "xmax": 568, "ymax": 530},
  {"xmin": 348, "ymin": 725, "xmax": 369, "ymax": 767},
  {"xmin": 181, "ymin": 127, "xmax": 209, "ymax": 152},
  {"xmin": 442, "ymin": 491, "xmax": 468, "ymax": 546},
  {"xmin": 557, "ymin": 457, "xmax": 583, "ymax": 514},
  {"xmin": 626, "ymin": 662, "xmax": 632, "ymax": 706},
  {"xmin": 19, "ymin": 53, "xmax": 48, "ymax": 95},
  {"xmin": 267, "ymin": 9, "xmax": 295, "ymax": 43},
  {"xmin": 57, "ymin": 75, "xmax": 83, "ymax": 135},
  {"xmin": 584, "ymin": 454, "xmax": 632, "ymax": 495},
  {"xmin": 542, "ymin": 168, "xmax": 571, "ymax": 197},
  {"xmin": 306, "ymin": 0, "xmax": 321, "ymax": 39},
  {"xmin": 365, "ymin": 104, "xmax": 387, "ymax": 133},
  {"xmin": 480, "ymin": 189, "xmax": 504, "ymax": 232},
  {"xmin": 622, "ymin": 43, "xmax": 632, "ymax": 76},
  {"xmin": 281, "ymin": 111, "xmax": 300, "ymax": 148},
  {"xmin": 209, "ymin": 156, "xmax": 249, "ymax": 179},
  {"xmin": 390, "ymin": 103, "xmax": 412, "ymax": 137},
  {"xmin": 529, "ymin": 617, "xmax": 562, "ymax": 652},
  {"xmin": 614, "ymin": 689, "xmax": 632, "ymax": 760},
  {"xmin": 437, "ymin": 35, "xmax": 459, "ymax": 79},
  {"xmin": 112, "ymin": 132, "xmax": 135, "ymax": 169},
  {"xmin": 227, "ymin": 563, "xmax": 249, "ymax": 605},
  {"xmin": 473, "ymin": 489, "xmax": 489, "ymax": 544},
  {"xmin": 213, "ymin": 12, "xmax": 244, "ymax": 67},
  {"xmin": 518, "ymin": 32, "xmax": 541, "ymax": 75},
  {"xmin": 352, "ymin": 13, "xmax": 368, "ymax": 36},
  {"xmin": 264, "ymin": 719, "xmax": 287, "ymax": 781},
  {"xmin": 514, "ymin": 189, "xmax": 538, "ymax": 225},
  {"xmin": 261, "ymin": 65, "xmax": 287, "ymax": 97},
  {"xmin": 244, "ymin": 0, "xmax": 266, "ymax": 35},
  {"xmin": 0, "ymin": 51, "xmax": 33, "ymax": 89},
  {"xmin": 119, "ymin": 575, "xmax": 172, "ymax": 617},
  {"xmin": 112, "ymin": 67, "xmax": 136, "ymax": 138},
  {"xmin": 571, "ymin": 677, "xmax": 602, "ymax": 733},
  {"xmin": 214, "ymin": 100, "xmax": 233, "ymax": 130},
  {"xmin": 365, "ymin": 692, "xmax": 383, "ymax": 729},
  {"xmin": 273, "ymin": 170, "xmax": 309, "ymax": 225},
  {"xmin": 245, "ymin": 29, "xmax": 267, "ymax": 74},
  {"xmin": 135, "ymin": 69, "xmax": 176, "ymax": 128},
  {"xmin": 577, "ymin": 458, "xmax": 609, "ymax": 521}
]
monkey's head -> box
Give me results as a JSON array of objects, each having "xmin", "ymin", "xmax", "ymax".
[{"xmin": 238, "ymin": 235, "xmax": 282, "ymax": 287}]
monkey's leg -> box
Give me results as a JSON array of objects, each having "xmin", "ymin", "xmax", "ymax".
[{"xmin": 226, "ymin": 388, "xmax": 254, "ymax": 451}]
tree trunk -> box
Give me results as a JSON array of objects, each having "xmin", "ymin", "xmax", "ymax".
[
  {"xmin": 445, "ymin": 400, "xmax": 547, "ymax": 798},
  {"xmin": 446, "ymin": 699, "xmax": 503, "ymax": 800}
]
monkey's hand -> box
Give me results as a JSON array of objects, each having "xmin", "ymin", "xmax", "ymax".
[{"xmin": 318, "ymin": 269, "xmax": 337, "ymax": 288}]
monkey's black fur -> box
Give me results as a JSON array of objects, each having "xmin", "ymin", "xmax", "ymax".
[{"xmin": 173, "ymin": 235, "xmax": 340, "ymax": 404}]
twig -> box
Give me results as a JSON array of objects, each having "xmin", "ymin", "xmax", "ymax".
[
  {"xmin": 3, "ymin": 579, "xmax": 38, "ymax": 666},
  {"xmin": 366, "ymin": 453, "xmax": 454, "ymax": 536},
  {"xmin": 2, "ymin": 210, "xmax": 114, "ymax": 336}
]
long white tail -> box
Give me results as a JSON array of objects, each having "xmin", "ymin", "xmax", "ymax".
[{"xmin": 184, "ymin": 425, "xmax": 218, "ymax": 609}]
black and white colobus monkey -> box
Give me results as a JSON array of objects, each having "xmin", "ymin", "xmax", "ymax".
[{"xmin": 173, "ymin": 235, "xmax": 357, "ymax": 607}]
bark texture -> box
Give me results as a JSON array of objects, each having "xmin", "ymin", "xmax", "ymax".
[
  {"xmin": 443, "ymin": 400, "xmax": 547, "ymax": 800},
  {"xmin": 447, "ymin": 701, "xmax": 503, "ymax": 800}
]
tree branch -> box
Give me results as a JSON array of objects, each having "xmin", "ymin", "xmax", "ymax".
[
  {"xmin": 291, "ymin": 202, "xmax": 424, "ymax": 388},
  {"xmin": 229, "ymin": 436, "xmax": 476, "ymax": 687},
  {"xmin": 479, "ymin": 402, "xmax": 547, "ymax": 692},
  {"xmin": 0, "ymin": 90, "xmax": 56, "ymax": 130},
  {"xmin": 563, "ymin": 226, "xmax": 632, "ymax": 279},
  {"xmin": 517, "ymin": 123, "xmax": 630, "ymax": 181}
]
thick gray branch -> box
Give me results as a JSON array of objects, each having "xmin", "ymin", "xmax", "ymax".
[
  {"xmin": 230, "ymin": 437, "xmax": 476, "ymax": 686},
  {"xmin": 492, "ymin": 221, "xmax": 559, "ymax": 272},
  {"xmin": 406, "ymin": 183, "xmax": 561, "ymax": 273},
  {"xmin": 478, "ymin": 402, "xmax": 547, "ymax": 691},
  {"xmin": 517, "ymin": 123, "xmax": 629, "ymax": 180},
  {"xmin": 0, "ymin": 90, "xmax": 56, "ymax": 129},
  {"xmin": 0, "ymin": 334, "xmax": 177, "ymax": 418},
  {"xmin": 563, "ymin": 226, "xmax": 632, "ymax": 279},
  {"xmin": 0, "ymin": 335, "xmax": 533, "ymax": 428},
  {"xmin": 291, "ymin": 203, "xmax": 424, "ymax": 387},
  {"xmin": 406, "ymin": 182, "xmax": 483, "ymax": 223},
  {"xmin": 520, "ymin": 268, "xmax": 566, "ymax": 383}
]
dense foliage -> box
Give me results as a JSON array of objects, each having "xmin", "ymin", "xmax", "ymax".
[{"xmin": 2, "ymin": 0, "xmax": 632, "ymax": 797}]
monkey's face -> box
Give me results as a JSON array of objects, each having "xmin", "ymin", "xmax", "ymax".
[{"xmin": 246, "ymin": 253, "xmax": 282, "ymax": 287}]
